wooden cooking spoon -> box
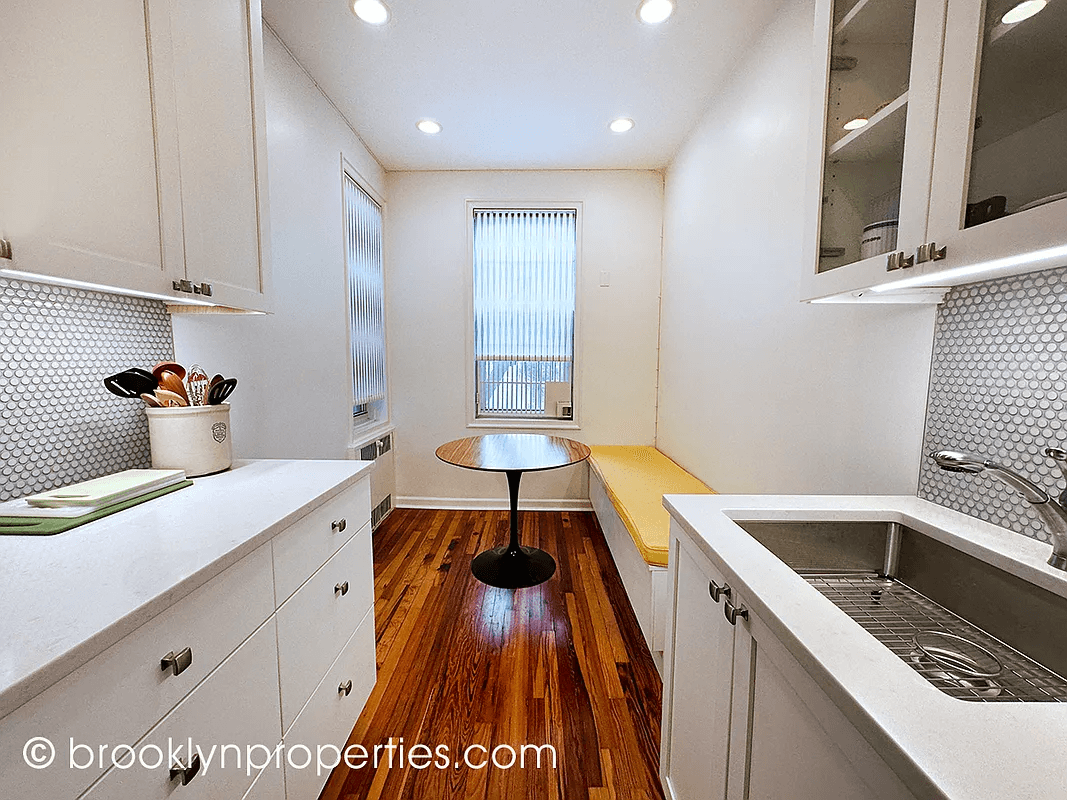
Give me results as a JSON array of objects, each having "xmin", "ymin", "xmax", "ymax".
[
  {"xmin": 151, "ymin": 361, "xmax": 186, "ymax": 381},
  {"xmin": 153, "ymin": 389, "xmax": 188, "ymax": 407},
  {"xmin": 157, "ymin": 370, "xmax": 189, "ymax": 405}
]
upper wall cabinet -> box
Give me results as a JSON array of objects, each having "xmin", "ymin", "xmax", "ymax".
[
  {"xmin": 803, "ymin": 0, "xmax": 1067, "ymax": 302},
  {"xmin": 0, "ymin": 0, "xmax": 271, "ymax": 313}
]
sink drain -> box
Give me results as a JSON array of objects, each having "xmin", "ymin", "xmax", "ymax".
[{"xmin": 908, "ymin": 631, "xmax": 1003, "ymax": 698}]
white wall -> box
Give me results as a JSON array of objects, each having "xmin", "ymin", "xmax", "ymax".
[
  {"xmin": 656, "ymin": 0, "xmax": 937, "ymax": 495},
  {"xmin": 386, "ymin": 170, "xmax": 664, "ymax": 507},
  {"xmin": 172, "ymin": 27, "xmax": 385, "ymax": 459}
]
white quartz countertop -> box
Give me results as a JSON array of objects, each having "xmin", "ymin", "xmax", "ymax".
[
  {"xmin": 662, "ymin": 494, "xmax": 1067, "ymax": 800},
  {"xmin": 0, "ymin": 459, "xmax": 372, "ymax": 719}
]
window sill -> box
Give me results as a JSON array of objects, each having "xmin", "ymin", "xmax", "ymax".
[{"xmin": 467, "ymin": 418, "xmax": 580, "ymax": 431}]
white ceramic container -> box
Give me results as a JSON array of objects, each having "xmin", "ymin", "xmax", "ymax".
[{"xmin": 145, "ymin": 404, "xmax": 232, "ymax": 477}]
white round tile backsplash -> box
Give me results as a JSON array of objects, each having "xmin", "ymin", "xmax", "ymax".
[
  {"xmin": 919, "ymin": 266, "xmax": 1067, "ymax": 544},
  {"xmin": 0, "ymin": 278, "xmax": 173, "ymax": 503}
]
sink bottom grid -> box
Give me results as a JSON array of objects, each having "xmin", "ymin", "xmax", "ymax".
[{"xmin": 799, "ymin": 571, "xmax": 1067, "ymax": 702}]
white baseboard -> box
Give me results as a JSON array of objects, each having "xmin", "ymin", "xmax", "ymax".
[{"xmin": 397, "ymin": 496, "xmax": 593, "ymax": 512}]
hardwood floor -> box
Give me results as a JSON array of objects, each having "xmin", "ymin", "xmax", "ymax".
[{"xmin": 319, "ymin": 507, "xmax": 665, "ymax": 800}]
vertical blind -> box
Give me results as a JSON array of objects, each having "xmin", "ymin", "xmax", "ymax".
[
  {"xmin": 344, "ymin": 174, "xmax": 387, "ymax": 412},
  {"xmin": 473, "ymin": 209, "xmax": 577, "ymax": 416}
]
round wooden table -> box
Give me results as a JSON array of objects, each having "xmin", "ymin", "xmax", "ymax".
[{"xmin": 436, "ymin": 433, "xmax": 591, "ymax": 588}]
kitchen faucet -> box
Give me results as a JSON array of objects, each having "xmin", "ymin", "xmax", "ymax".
[{"xmin": 933, "ymin": 448, "xmax": 1067, "ymax": 571}]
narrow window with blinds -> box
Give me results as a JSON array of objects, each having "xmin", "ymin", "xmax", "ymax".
[
  {"xmin": 344, "ymin": 173, "xmax": 387, "ymax": 424},
  {"xmin": 473, "ymin": 208, "xmax": 577, "ymax": 419}
]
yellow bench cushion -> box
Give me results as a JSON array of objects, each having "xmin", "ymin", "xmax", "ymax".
[{"xmin": 588, "ymin": 446, "xmax": 715, "ymax": 568}]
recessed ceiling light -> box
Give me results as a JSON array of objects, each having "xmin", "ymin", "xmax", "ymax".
[
  {"xmin": 610, "ymin": 118, "xmax": 635, "ymax": 133},
  {"xmin": 843, "ymin": 117, "xmax": 869, "ymax": 131},
  {"xmin": 352, "ymin": 0, "xmax": 389, "ymax": 25},
  {"xmin": 637, "ymin": 0, "xmax": 675, "ymax": 24},
  {"xmin": 417, "ymin": 119, "xmax": 442, "ymax": 134},
  {"xmin": 1001, "ymin": 0, "xmax": 1046, "ymax": 23}
]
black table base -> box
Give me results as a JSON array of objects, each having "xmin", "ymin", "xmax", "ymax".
[{"xmin": 471, "ymin": 470, "xmax": 556, "ymax": 589}]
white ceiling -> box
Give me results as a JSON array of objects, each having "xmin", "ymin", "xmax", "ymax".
[{"xmin": 262, "ymin": 0, "xmax": 783, "ymax": 171}]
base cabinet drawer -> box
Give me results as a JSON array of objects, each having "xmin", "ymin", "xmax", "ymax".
[
  {"xmin": 277, "ymin": 523, "xmax": 373, "ymax": 730},
  {"xmin": 283, "ymin": 609, "xmax": 376, "ymax": 800},
  {"xmin": 272, "ymin": 478, "xmax": 371, "ymax": 603},
  {"xmin": 0, "ymin": 544, "xmax": 275, "ymax": 800},
  {"xmin": 241, "ymin": 762, "xmax": 285, "ymax": 800},
  {"xmin": 79, "ymin": 618, "xmax": 282, "ymax": 800}
]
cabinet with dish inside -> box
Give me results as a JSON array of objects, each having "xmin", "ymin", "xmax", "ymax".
[{"xmin": 803, "ymin": 0, "xmax": 1067, "ymax": 303}]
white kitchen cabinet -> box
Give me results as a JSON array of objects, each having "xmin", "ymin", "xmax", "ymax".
[
  {"xmin": 921, "ymin": 0, "xmax": 1067, "ymax": 288},
  {"xmin": 0, "ymin": 0, "xmax": 271, "ymax": 312},
  {"xmin": 661, "ymin": 531, "xmax": 916, "ymax": 800},
  {"xmin": 0, "ymin": 463, "xmax": 375, "ymax": 800},
  {"xmin": 0, "ymin": 0, "xmax": 181, "ymax": 297},
  {"xmin": 803, "ymin": 0, "xmax": 1067, "ymax": 302},
  {"xmin": 79, "ymin": 619, "xmax": 282, "ymax": 800},
  {"xmin": 282, "ymin": 609, "xmax": 377, "ymax": 800},
  {"xmin": 661, "ymin": 542, "xmax": 735, "ymax": 800},
  {"xmin": 0, "ymin": 543, "xmax": 274, "ymax": 799},
  {"xmin": 276, "ymin": 523, "xmax": 374, "ymax": 731},
  {"xmin": 160, "ymin": 0, "xmax": 272, "ymax": 312}
]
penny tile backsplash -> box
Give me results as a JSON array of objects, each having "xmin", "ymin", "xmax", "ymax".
[
  {"xmin": 0, "ymin": 278, "xmax": 173, "ymax": 502},
  {"xmin": 918, "ymin": 267, "xmax": 1067, "ymax": 544}
]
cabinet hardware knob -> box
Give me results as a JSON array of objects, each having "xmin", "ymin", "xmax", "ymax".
[
  {"xmin": 724, "ymin": 599, "xmax": 749, "ymax": 626},
  {"xmin": 709, "ymin": 580, "xmax": 731, "ymax": 603},
  {"xmin": 172, "ymin": 279, "xmax": 195, "ymax": 293},
  {"xmin": 332, "ymin": 518, "xmax": 347, "ymax": 533},
  {"xmin": 335, "ymin": 580, "xmax": 350, "ymax": 596},
  {"xmin": 339, "ymin": 679, "xmax": 353, "ymax": 697},
  {"xmin": 160, "ymin": 647, "xmax": 193, "ymax": 676},
  {"xmin": 0, "ymin": 238, "xmax": 12, "ymax": 260},
  {"xmin": 191, "ymin": 282, "xmax": 213, "ymax": 296},
  {"xmin": 169, "ymin": 753, "xmax": 201, "ymax": 785},
  {"xmin": 915, "ymin": 242, "xmax": 947, "ymax": 264}
]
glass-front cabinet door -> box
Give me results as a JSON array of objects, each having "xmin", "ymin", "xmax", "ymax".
[
  {"xmin": 925, "ymin": 0, "xmax": 1067, "ymax": 281},
  {"xmin": 801, "ymin": 0, "xmax": 948, "ymax": 301}
]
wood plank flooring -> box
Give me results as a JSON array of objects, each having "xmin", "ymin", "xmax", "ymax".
[{"xmin": 319, "ymin": 507, "xmax": 665, "ymax": 800}]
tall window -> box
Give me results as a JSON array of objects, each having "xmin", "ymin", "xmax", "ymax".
[
  {"xmin": 473, "ymin": 208, "xmax": 577, "ymax": 419},
  {"xmin": 344, "ymin": 173, "xmax": 387, "ymax": 426}
]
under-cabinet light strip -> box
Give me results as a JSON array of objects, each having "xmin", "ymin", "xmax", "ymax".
[
  {"xmin": 870, "ymin": 244, "xmax": 1067, "ymax": 293},
  {"xmin": 0, "ymin": 268, "xmax": 217, "ymax": 306}
]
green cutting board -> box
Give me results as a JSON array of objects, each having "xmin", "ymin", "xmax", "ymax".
[{"xmin": 0, "ymin": 481, "xmax": 194, "ymax": 536}]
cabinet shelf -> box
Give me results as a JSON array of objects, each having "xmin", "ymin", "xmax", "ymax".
[
  {"xmin": 835, "ymin": 0, "xmax": 917, "ymax": 44},
  {"xmin": 828, "ymin": 91, "xmax": 908, "ymax": 162}
]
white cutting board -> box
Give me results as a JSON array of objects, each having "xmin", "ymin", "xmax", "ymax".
[{"xmin": 24, "ymin": 469, "xmax": 187, "ymax": 509}]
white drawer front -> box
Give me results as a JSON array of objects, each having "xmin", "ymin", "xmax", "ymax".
[
  {"xmin": 272, "ymin": 478, "xmax": 370, "ymax": 604},
  {"xmin": 276, "ymin": 524, "xmax": 373, "ymax": 731},
  {"xmin": 241, "ymin": 759, "xmax": 285, "ymax": 800},
  {"xmin": 79, "ymin": 618, "xmax": 281, "ymax": 800},
  {"xmin": 0, "ymin": 544, "xmax": 275, "ymax": 800},
  {"xmin": 283, "ymin": 609, "xmax": 376, "ymax": 800}
]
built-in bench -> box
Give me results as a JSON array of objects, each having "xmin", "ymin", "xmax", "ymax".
[{"xmin": 587, "ymin": 445, "xmax": 715, "ymax": 673}]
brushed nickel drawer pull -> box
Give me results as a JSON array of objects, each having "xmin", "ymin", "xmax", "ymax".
[
  {"xmin": 335, "ymin": 580, "xmax": 350, "ymax": 596},
  {"xmin": 339, "ymin": 679, "xmax": 353, "ymax": 697},
  {"xmin": 709, "ymin": 580, "xmax": 731, "ymax": 603},
  {"xmin": 724, "ymin": 599, "xmax": 748, "ymax": 626},
  {"xmin": 332, "ymin": 518, "xmax": 347, "ymax": 533},
  {"xmin": 161, "ymin": 647, "xmax": 193, "ymax": 676},
  {"xmin": 169, "ymin": 753, "xmax": 201, "ymax": 785}
]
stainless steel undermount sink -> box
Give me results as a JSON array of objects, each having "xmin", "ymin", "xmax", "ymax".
[{"xmin": 734, "ymin": 520, "xmax": 1067, "ymax": 702}]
